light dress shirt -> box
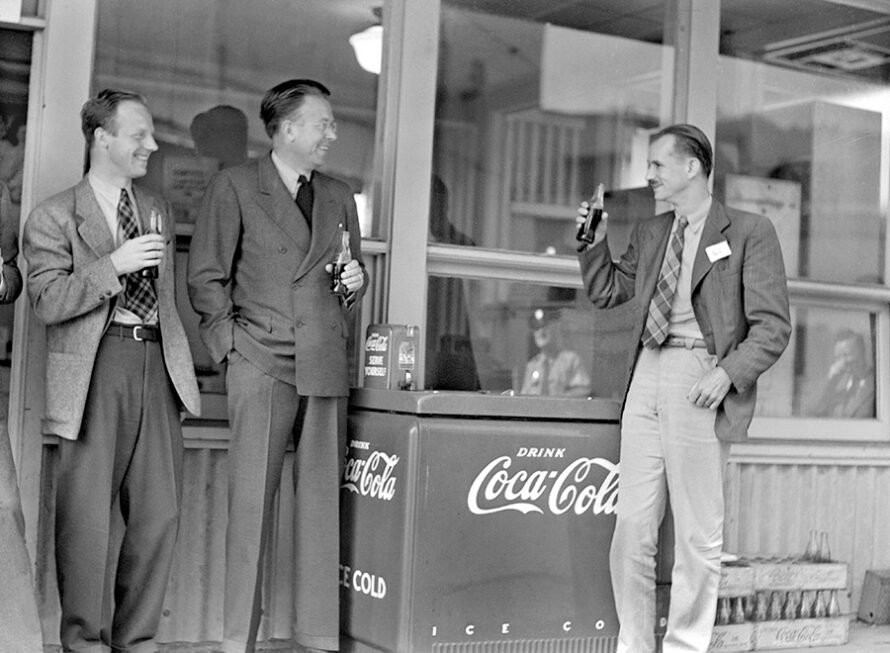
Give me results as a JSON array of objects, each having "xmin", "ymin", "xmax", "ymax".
[{"xmin": 271, "ymin": 150, "xmax": 311, "ymax": 200}]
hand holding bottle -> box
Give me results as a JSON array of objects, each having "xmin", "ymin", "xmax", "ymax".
[
  {"xmin": 326, "ymin": 229, "xmax": 363, "ymax": 295},
  {"xmin": 575, "ymin": 183, "xmax": 608, "ymax": 251},
  {"xmin": 140, "ymin": 209, "xmax": 162, "ymax": 279}
]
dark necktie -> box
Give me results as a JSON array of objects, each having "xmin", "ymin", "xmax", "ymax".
[
  {"xmin": 641, "ymin": 215, "xmax": 688, "ymax": 349},
  {"xmin": 296, "ymin": 174, "xmax": 313, "ymax": 226},
  {"xmin": 117, "ymin": 189, "xmax": 157, "ymax": 321}
]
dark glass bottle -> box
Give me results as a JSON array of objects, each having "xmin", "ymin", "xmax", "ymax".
[{"xmin": 575, "ymin": 183, "xmax": 605, "ymax": 249}]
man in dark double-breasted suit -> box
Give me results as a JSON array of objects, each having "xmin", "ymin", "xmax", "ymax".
[
  {"xmin": 23, "ymin": 89, "xmax": 201, "ymax": 653},
  {"xmin": 187, "ymin": 79, "xmax": 367, "ymax": 653},
  {"xmin": 578, "ymin": 124, "xmax": 791, "ymax": 653}
]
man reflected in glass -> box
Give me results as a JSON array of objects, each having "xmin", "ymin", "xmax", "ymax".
[
  {"xmin": 811, "ymin": 329, "xmax": 875, "ymax": 418},
  {"xmin": 519, "ymin": 307, "xmax": 591, "ymax": 398}
]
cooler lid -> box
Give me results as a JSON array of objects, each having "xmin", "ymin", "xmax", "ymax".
[{"xmin": 349, "ymin": 388, "xmax": 621, "ymax": 422}]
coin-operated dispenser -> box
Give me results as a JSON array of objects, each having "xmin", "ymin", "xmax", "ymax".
[{"xmin": 362, "ymin": 324, "xmax": 419, "ymax": 390}]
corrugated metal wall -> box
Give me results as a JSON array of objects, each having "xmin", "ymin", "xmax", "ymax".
[{"xmin": 724, "ymin": 459, "xmax": 890, "ymax": 615}]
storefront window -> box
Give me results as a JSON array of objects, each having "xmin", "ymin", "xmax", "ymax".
[
  {"xmin": 755, "ymin": 305, "xmax": 877, "ymax": 419},
  {"xmin": 430, "ymin": 0, "xmax": 674, "ymax": 255},
  {"xmin": 716, "ymin": 1, "xmax": 890, "ymax": 285},
  {"xmin": 425, "ymin": 276, "xmax": 616, "ymax": 398},
  {"xmin": 94, "ymin": 0, "xmax": 382, "ymax": 416}
]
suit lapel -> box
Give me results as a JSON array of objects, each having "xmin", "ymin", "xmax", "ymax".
[
  {"xmin": 254, "ymin": 155, "xmax": 312, "ymax": 251},
  {"xmin": 296, "ymin": 175, "xmax": 341, "ymax": 280},
  {"xmin": 74, "ymin": 177, "xmax": 116, "ymax": 259},
  {"xmin": 691, "ymin": 201, "xmax": 730, "ymax": 292}
]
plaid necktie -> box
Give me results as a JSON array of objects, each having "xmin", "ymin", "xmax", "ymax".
[
  {"xmin": 641, "ymin": 215, "xmax": 688, "ymax": 349},
  {"xmin": 296, "ymin": 174, "xmax": 313, "ymax": 227},
  {"xmin": 117, "ymin": 189, "xmax": 157, "ymax": 321}
]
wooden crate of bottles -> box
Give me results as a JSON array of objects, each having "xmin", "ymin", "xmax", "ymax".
[{"xmin": 709, "ymin": 551, "xmax": 849, "ymax": 652}]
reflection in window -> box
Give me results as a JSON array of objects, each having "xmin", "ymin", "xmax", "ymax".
[
  {"xmin": 94, "ymin": 0, "xmax": 380, "ymax": 236},
  {"xmin": 716, "ymin": 48, "xmax": 890, "ymax": 285},
  {"xmin": 755, "ymin": 306, "xmax": 876, "ymax": 419},
  {"xmin": 431, "ymin": 1, "xmax": 673, "ymax": 255},
  {"xmin": 426, "ymin": 277, "xmax": 607, "ymax": 399}
]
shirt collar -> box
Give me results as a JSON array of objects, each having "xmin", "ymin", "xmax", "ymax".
[
  {"xmin": 88, "ymin": 171, "xmax": 133, "ymax": 205},
  {"xmin": 678, "ymin": 194, "xmax": 712, "ymax": 233},
  {"xmin": 271, "ymin": 151, "xmax": 312, "ymax": 197}
]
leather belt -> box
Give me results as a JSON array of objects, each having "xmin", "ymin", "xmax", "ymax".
[
  {"xmin": 105, "ymin": 323, "xmax": 161, "ymax": 342},
  {"xmin": 662, "ymin": 335, "xmax": 707, "ymax": 350}
]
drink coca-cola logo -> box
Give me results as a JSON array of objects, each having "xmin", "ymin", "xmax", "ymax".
[
  {"xmin": 467, "ymin": 453, "xmax": 619, "ymax": 516},
  {"xmin": 341, "ymin": 449, "xmax": 400, "ymax": 501}
]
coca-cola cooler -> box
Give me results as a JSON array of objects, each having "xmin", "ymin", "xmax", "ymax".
[{"xmin": 340, "ymin": 389, "xmax": 622, "ymax": 652}]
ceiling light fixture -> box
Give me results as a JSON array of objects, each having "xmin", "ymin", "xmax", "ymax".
[{"xmin": 349, "ymin": 20, "xmax": 383, "ymax": 75}]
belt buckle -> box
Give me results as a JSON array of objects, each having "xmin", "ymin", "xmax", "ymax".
[{"xmin": 133, "ymin": 325, "xmax": 145, "ymax": 342}]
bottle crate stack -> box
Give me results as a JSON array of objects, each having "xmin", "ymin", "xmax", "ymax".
[{"xmin": 708, "ymin": 532, "xmax": 849, "ymax": 652}]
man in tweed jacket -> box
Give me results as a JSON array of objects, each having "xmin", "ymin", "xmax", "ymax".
[{"xmin": 23, "ymin": 89, "xmax": 200, "ymax": 653}]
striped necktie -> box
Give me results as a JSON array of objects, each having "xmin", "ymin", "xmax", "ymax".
[
  {"xmin": 641, "ymin": 215, "xmax": 688, "ymax": 349},
  {"xmin": 117, "ymin": 189, "xmax": 157, "ymax": 321}
]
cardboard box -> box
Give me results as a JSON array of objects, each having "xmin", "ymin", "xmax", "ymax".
[
  {"xmin": 858, "ymin": 568, "xmax": 890, "ymax": 624},
  {"xmin": 709, "ymin": 623, "xmax": 754, "ymax": 652},
  {"xmin": 753, "ymin": 617, "xmax": 848, "ymax": 649}
]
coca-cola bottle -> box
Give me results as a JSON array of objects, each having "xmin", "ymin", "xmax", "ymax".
[
  {"xmin": 730, "ymin": 597, "xmax": 746, "ymax": 624},
  {"xmin": 804, "ymin": 529, "xmax": 819, "ymax": 561},
  {"xmin": 798, "ymin": 590, "xmax": 814, "ymax": 619},
  {"xmin": 331, "ymin": 229, "xmax": 351, "ymax": 296},
  {"xmin": 768, "ymin": 591, "xmax": 784, "ymax": 621},
  {"xmin": 817, "ymin": 532, "xmax": 831, "ymax": 563},
  {"xmin": 743, "ymin": 594, "xmax": 756, "ymax": 621},
  {"xmin": 716, "ymin": 597, "xmax": 731, "ymax": 625},
  {"xmin": 813, "ymin": 590, "xmax": 828, "ymax": 618},
  {"xmin": 754, "ymin": 591, "xmax": 769, "ymax": 622},
  {"xmin": 827, "ymin": 590, "xmax": 841, "ymax": 617},
  {"xmin": 141, "ymin": 208, "xmax": 162, "ymax": 279},
  {"xmin": 575, "ymin": 183, "xmax": 605, "ymax": 250},
  {"xmin": 782, "ymin": 590, "xmax": 800, "ymax": 620}
]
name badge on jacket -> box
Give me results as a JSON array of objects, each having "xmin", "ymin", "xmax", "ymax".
[{"xmin": 706, "ymin": 241, "xmax": 731, "ymax": 262}]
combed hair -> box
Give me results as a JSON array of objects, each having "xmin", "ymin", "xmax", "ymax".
[
  {"xmin": 259, "ymin": 79, "xmax": 331, "ymax": 139},
  {"xmin": 652, "ymin": 123, "xmax": 713, "ymax": 179},
  {"xmin": 81, "ymin": 88, "xmax": 147, "ymax": 148}
]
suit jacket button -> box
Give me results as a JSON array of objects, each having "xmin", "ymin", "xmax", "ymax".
[
  {"xmin": 295, "ymin": 320, "xmax": 304, "ymax": 328},
  {"xmin": 278, "ymin": 246, "xmax": 287, "ymax": 253}
]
